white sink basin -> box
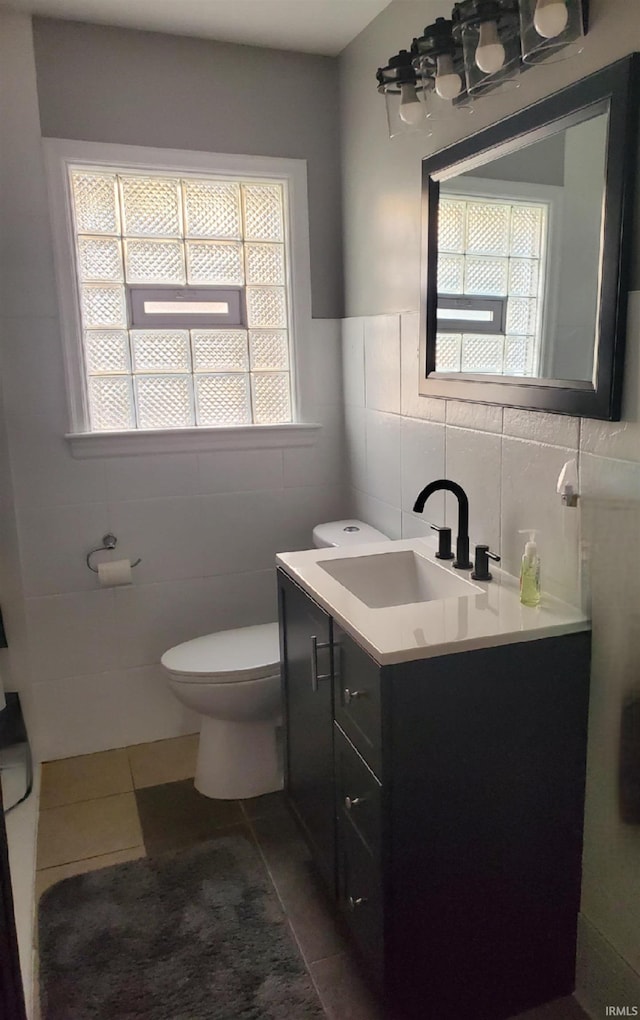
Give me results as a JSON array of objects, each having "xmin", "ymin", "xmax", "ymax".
[{"xmin": 318, "ymin": 549, "xmax": 482, "ymax": 609}]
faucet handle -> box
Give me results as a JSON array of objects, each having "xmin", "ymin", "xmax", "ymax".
[
  {"xmin": 431, "ymin": 524, "xmax": 454, "ymax": 561},
  {"xmin": 471, "ymin": 544, "xmax": 501, "ymax": 582}
]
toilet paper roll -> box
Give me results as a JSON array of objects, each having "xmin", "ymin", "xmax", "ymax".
[{"xmin": 97, "ymin": 559, "xmax": 133, "ymax": 587}]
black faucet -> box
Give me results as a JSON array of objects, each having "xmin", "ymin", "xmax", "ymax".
[{"xmin": 413, "ymin": 479, "xmax": 472, "ymax": 570}]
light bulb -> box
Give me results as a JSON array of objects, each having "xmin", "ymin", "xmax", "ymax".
[
  {"xmin": 435, "ymin": 54, "xmax": 463, "ymax": 100},
  {"xmin": 475, "ymin": 20, "xmax": 506, "ymax": 74},
  {"xmin": 533, "ymin": 0, "xmax": 569, "ymax": 38},
  {"xmin": 398, "ymin": 83, "xmax": 423, "ymax": 125}
]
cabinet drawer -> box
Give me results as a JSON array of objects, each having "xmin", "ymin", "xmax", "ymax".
[
  {"xmin": 333, "ymin": 625, "xmax": 382, "ymax": 776},
  {"xmin": 335, "ymin": 724, "xmax": 381, "ymax": 860},
  {"xmin": 338, "ymin": 815, "xmax": 383, "ymax": 976}
]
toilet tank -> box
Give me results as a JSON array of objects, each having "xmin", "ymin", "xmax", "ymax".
[{"xmin": 312, "ymin": 520, "xmax": 390, "ymax": 548}]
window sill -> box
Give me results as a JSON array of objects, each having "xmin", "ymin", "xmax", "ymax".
[{"xmin": 66, "ymin": 422, "xmax": 322, "ymax": 459}]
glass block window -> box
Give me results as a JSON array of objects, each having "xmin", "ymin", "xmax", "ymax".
[
  {"xmin": 437, "ymin": 194, "xmax": 547, "ymax": 376},
  {"xmin": 68, "ymin": 168, "xmax": 292, "ymax": 430}
]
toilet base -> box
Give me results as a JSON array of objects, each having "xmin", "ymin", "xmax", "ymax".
[{"xmin": 194, "ymin": 715, "xmax": 282, "ymax": 800}]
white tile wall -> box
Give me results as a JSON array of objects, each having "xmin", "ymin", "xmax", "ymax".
[
  {"xmin": 445, "ymin": 399, "xmax": 503, "ymax": 434},
  {"xmin": 344, "ymin": 404, "xmax": 367, "ymax": 494},
  {"xmin": 350, "ymin": 489, "xmax": 402, "ymax": 540},
  {"xmin": 19, "ymin": 502, "xmax": 111, "ymax": 597},
  {"xmin": 400, "ymin": 312, "xmax": 446, "ymax": 423},
  {"xmin": 400, "ymin": 417, "xmax": 445, "ymax": 523},
  {"xmin": 106, "ymin": 452, "xmax": 199, "ymax": 501},
  {"xmin": 197, "ymin": 448, "xmax": 283, "ymax": 494},
  {"xmin": 341, "ymin": 317, "xmax": 365, "ymax": 408},
  {"xmin": 364, "ymin": 314, "xmax": 400, "ymax": 414},
  {"xmin": 31, "ymin": 666, "xmax": 200, "ymax": 760},
  {"xmin": 343, "ymin": 310, "xmax": 640, "ymax": 612},
  {"xmin": 108, "ymin": 497, "xmax": 205, "ymax": 584},
  {"xmin": 501, "ymin": 437, "xmax": 580, "ymax": 605},
  {"xmin": 283, "ymin": 412, "xmax": 344, "ymax": 489},
  {"xmin": 502, "ymin": 407, "xmax": 580, "ymax": 449},
  {"xmin": 26, "ymin": 589, "xmax": 120, "ymax": 682},
  {"xmin": 112, "ymin": 578, "xmax": 217, "ymax": 670},
  {"xmin": 364, "ymin": 409, "xmax": 401, "ymax": 507},
  {"xmin": 446, "ymin": 427, "xmax": 501, "ymax": 554},
  {"xmin": 8, "ymin": 412, "xmax": 108, "ymax": 508}
]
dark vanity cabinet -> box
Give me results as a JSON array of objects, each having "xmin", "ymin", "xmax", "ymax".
[{"xmin": 277, "ymin": 569, "xmax": 591, "ymax": 1020}]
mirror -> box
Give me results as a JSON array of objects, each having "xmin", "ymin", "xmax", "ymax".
[{"xmin": 420, "ymin": 55, "xmax": 639, "ymax": 420}]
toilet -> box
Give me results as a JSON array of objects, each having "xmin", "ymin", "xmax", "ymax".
[{"xmin": 161, "ymin": 520, "xmax": 389, "ymax": 800}]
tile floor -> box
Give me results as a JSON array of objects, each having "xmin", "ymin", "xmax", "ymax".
[{"xmin": 35, "ymin": 735, "xmax": 590, "ymax": 1020}]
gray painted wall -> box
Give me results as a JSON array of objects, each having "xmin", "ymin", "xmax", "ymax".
[{"xmin": 32, "ymin": 17, "xmax": 344, "ymax": 318}]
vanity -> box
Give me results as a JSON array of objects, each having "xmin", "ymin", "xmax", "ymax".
[{"xmin": 276, "ymin": 540, "xmax": 590, "ymax": 1020}]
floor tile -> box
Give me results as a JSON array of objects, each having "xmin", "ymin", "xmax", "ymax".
[
  {"xmin": 135, "ymin": 779, "xmax": 245, "ymax": 856},
  {"xmin": 40, "ymin": 748, "xmax": 132, "ymax": 809},
  {"xmin": 36, "ymin": 792, "xmax": 143, "ymax": 870},
  {"xmin": 512, "ymin": 997, "xmax": 589, "ymax": 1019},
  {"xmin": 35, "ymin": 845, "xmax": 146, "ymax": 901},
  {"xmin": 253, "ymin": 812, "xmax": 347, "ymax": 964},
  {"xmin": 128, "ymin": 734, "xmax": 198, "ymax": 789},
  {"xmin": 311, "ymin": 952, "xmax": 382, "ymax": 1020},
  {"xmin": 241, "ymin": 790, "xmax": 288, "ymax": 820}
]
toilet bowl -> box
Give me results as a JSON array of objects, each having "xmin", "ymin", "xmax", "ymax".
[{"xmin": 161, "ymin": 520, "xmax": 389, "ymax": 800}]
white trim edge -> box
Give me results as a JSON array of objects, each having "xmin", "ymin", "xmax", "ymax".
[{"xmin": 66, "ymin": 422, "xmax": 322, "ymax": 458}]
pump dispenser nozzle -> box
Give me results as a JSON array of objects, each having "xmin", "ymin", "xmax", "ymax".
[
  {"xmin": 518, "ymin": 529, "xmax": 539, "ymax": 558},
  {"xmin": 518, "ymin": 530, "xmax": 541, "ymax": 606}
]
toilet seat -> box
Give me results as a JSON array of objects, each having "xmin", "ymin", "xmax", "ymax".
[{"xmin": 160, "ymin": 622, "xmax": 280, "ymax": 684}]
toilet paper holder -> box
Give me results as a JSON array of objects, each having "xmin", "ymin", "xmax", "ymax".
[{"xmin": 86, "ymin": 533, "xmax": 142, "ymax": 573}]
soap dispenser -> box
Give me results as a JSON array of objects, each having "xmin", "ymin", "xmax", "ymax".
[{"xmin": 518, "ymin": 530, "xmax": 541, "ymax": 608}]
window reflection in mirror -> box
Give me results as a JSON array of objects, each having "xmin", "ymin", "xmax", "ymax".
[{"xmin": 435, "ymin": 105, "xmax": 609, "ymax": 383}]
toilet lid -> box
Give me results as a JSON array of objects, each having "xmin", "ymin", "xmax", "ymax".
[{"xmin": 161, "ymin": 623, "xmax": 280, "ymax": 683}]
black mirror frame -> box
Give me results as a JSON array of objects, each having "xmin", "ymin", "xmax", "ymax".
[{"xmin": 419, "ymin": 54, "xmax": 640, "ymax": 421}]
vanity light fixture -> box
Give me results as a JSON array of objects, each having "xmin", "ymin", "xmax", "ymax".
[{"xmin": 377, "ymin": 0, "xmax": 589, "ymax": 137}]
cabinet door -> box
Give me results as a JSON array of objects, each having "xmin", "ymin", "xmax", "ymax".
[
  {"xmin": 333, "ymin": 624, "xmax": 382, "ymax": 777},
  {"xmin": 278, "ymin": 572, "xmax": 336, "ymax": 893}
]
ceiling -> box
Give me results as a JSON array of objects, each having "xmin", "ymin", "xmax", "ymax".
[{"xmin": 1, "ymin": 0, "xmax": 395, "ymax": 55}]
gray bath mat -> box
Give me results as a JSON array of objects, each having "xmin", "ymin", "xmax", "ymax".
[{"xmin": 38, "ymin": 835, "xmax": 325, "ymax": 1020}]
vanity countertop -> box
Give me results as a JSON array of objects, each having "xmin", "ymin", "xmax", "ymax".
[{"xmin": 276, "ymin": 538, "xmax": 589, "ymax": 666}]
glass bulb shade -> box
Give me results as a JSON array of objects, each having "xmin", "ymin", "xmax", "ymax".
[
  {"xmin": 460, "ymin": 11, "xmax": 522, "ymax": 96},
  {"xmin": 398, "ymin": 82, "xmax": 424, "ymax": 124},
  {"xmin": 534, "ymin": 0, "xmax": 569, "ymax": 37},
  {"xmin": 381, "ymin": 84, "xmax": 430, "ymax": 138},
  {"xmin": 435, "ymin": 54, "xmax": 463, "ymax": 99},
  {"xmin": 519, "ymin": 0, "xmax": 585, "ymax": 64},
  {"xmin": 475, "ymin": 20, "xmax": 506, "ymax": 74}
]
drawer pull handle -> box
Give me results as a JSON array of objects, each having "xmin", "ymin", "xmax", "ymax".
[
  {"xmin": 310, "ymin": 635, "xmax": 332, "ymax": 693},
  {"xmin": 347, "ymin": 895, "xmax": 367, "ymax": 912},
  {"xmin": 344, "ymin": 796, "xmax": 365, "ymax": 811},
  {"xmin": 344, "ymin": 688, "xmax": 366, "ymax": 705}
]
